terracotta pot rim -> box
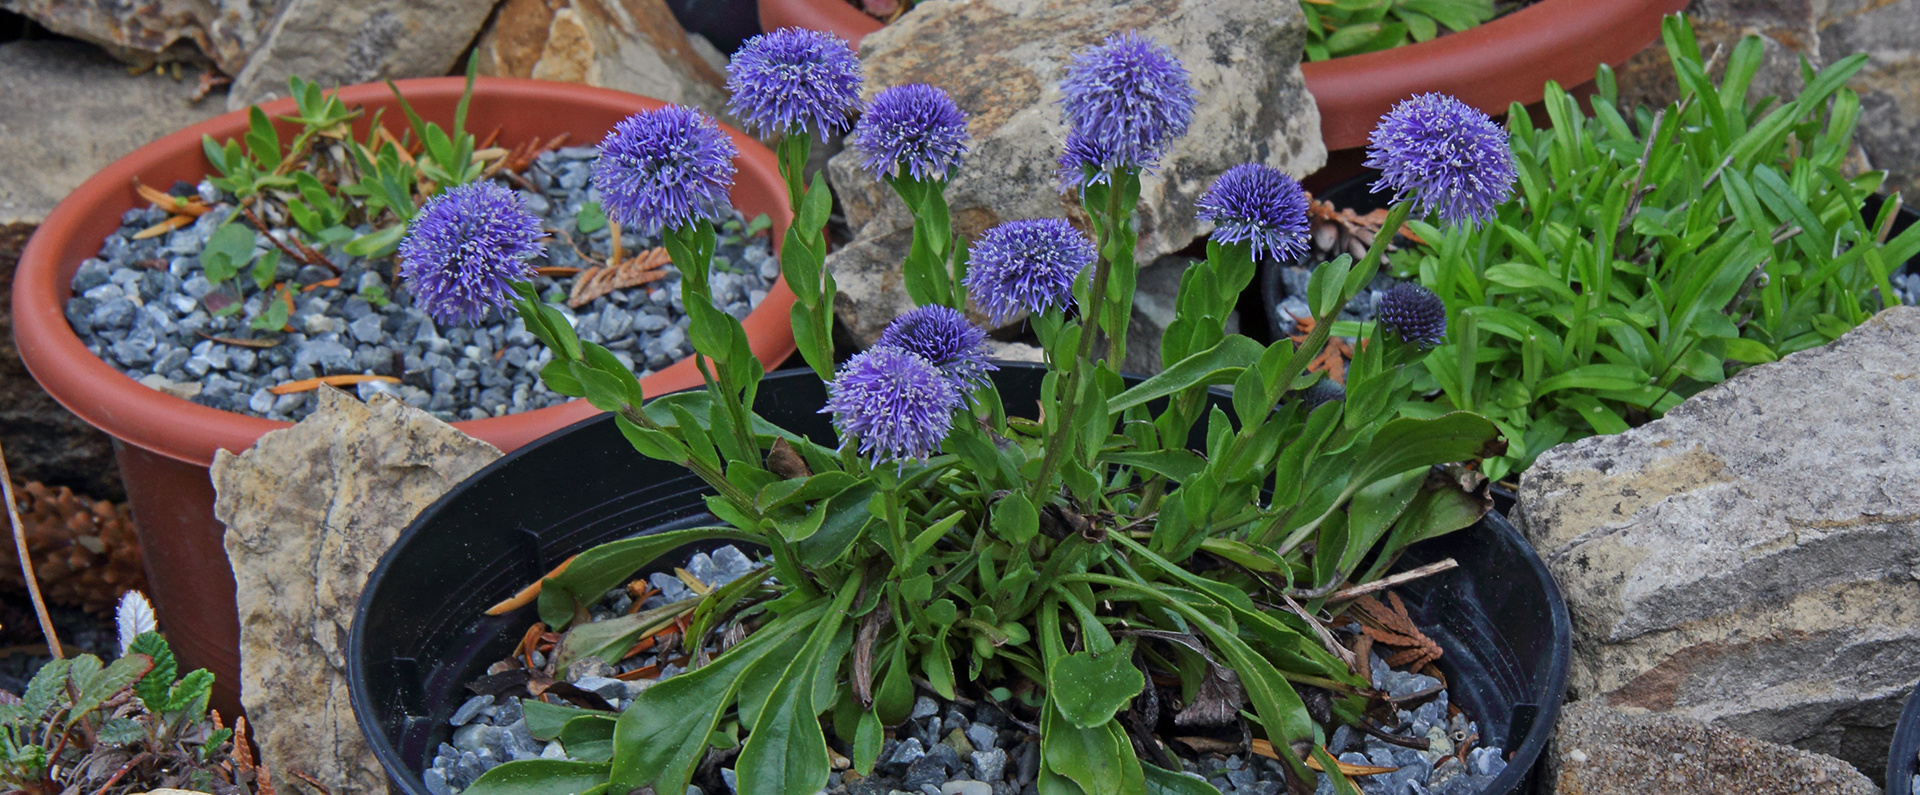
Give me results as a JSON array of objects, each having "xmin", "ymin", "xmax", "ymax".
[
  {"xmin": 756, "ymin": 0, "xmax": 1681, "ymax": 152},
  {"xmin": 12, "ymin": 76, "xmax": 798, "ymax": 469}
]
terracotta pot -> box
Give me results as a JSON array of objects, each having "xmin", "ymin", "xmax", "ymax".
[
  {"xmin": 757, "ymin": 0, "xmax": 881, "ymax": 50},
  {"xmin": 1302, "ymin": 0, "xmax": 1685, "ymax": 150},
  {"xmin": 754, "ymin": 0, "xmax": 1681, "ymax": 153},
  {"xmin": 10, "ymin": 77, "xmax": 797, "ymax": 716}
]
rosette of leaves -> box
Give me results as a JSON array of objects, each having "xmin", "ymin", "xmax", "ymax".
[
  {"xmin": 1301, "ymin": 0, "xmax": 1496, "ymax": 61},
  {"xmin": 433, "ymin": 33, "xmax": 1510, "ymax": 795},
  {"xmin": 1393, "ymin": 15, "xmax": 1920, "ymax": 480},
  {"xmin": 1, "ymin": 633, "xmax": 243, "ymax": 794}
]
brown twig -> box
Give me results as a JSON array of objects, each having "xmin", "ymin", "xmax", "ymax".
[
  {"xmin": 88, "ymin": 751, "xmax": 153, "ymax": 795},
  {"xmin": 1326, "ymin": 559, "xmax": 1460, "ymax": 604},
  {"xmin": 1280, "ymin": 592, "xmax": 1355, "ymax": 670},
  {"xmin": 240, "ymin": 202, "xmax": 338, "ymax": 275},
  {"xmin": 0, "ymin": 437, "xmax": 62, "ymax": 658}
]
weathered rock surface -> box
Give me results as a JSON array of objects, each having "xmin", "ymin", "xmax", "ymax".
[
  {"xmin": 1613, "ymin": 0, "xmax": 1920, "ymax": 198},
  {"xmin": 473, "ymin": 0, "xmax": 733, "ymax": 121},
  {"xmin": 0, "ymin": 41, "xmax": 226, "ymax": 227},
  {"xmin": 0, "ymin": 0, "xmax": 280, "ymax": 71},
  {"xmin": 1548, "ymin": 701, "xmax": 1879, "ymax": 795},
  {"xmin": 1516, "ymin": 306, "xmax": 1920, "ymax": 781},
  {"xmin": 824, "ymin": 0, "xmax": 1325, "ymax": 346},
  {"xmin": 226, "ymin": 0, "xmax": 499, "ymax": 108},
  {"xmin": 212, "ymin": 388, "xmax": 499, "ymax": 794}
]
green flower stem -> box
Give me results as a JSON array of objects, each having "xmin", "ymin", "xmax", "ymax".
[
  {"xmin": 1029, "ymin": 178, "xmax": 1130, "ymax": 507},
  {"xmin": 775, "ymin": 133, "xmax": 839, "ymax": 380},
  {"xmin": 666, "ymin": 222, "xmax": 760, "ymax": 459},
  {"xmin": 889, "ymin": 176, "xmax": 959, "ymax": 309}
]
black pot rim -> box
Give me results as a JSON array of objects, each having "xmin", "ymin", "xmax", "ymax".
[
  {"xmin": 1887, "ymin": 683, "xmax": 1920, "ymax": 793},
  {"xmin": 348, "ymin": 363, "xmax": 1572, "ymax": 795}
]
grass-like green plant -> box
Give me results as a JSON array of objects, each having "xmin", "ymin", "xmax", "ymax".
[
  {"xmin": 1382, "ymin": 15, "xmax": 1920, "ymax": 481},
  {"xmin": 1301, "ymin": 0, "xmax": 1495, "ymax": 61}
]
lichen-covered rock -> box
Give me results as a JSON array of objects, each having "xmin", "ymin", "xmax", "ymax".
[
  {"xmin": 212, "ymin": 388, "xmax": 499, "ymax": 794},
  {"xmin": 0, "ymin": 0, "xmax": 280, "ymax": 71},
  {"xmin": 1548, "ymin": 701, "xmax": 1878, "ymax": 794},
  {"xmin": 472, "ymin": 0, "xmax": 733, "ymax": 122},
  {"xmin": 226, "ymin": 0, "xmax": 499, "ymax": 108},
  {"xmin": 1516, "ymin": 306, "xmax": 1920, "ymax": 780},
  {"xmin": 824, "ymin": 0, "xmax": 1325, "ymax": 346}
]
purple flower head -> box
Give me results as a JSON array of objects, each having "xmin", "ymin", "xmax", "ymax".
[
  {"xmin": 1057, "ymin": 32, "xmax": 1195, "ymax": 186},
  {"xmin": 1364, "ymin": 93, "xmax": 1516, "ymax": 226},
  {"xmin": 593, "ymin": 105, "xmax": 738, "ymax": 236},
  {"xmin": 850, "ymin": 84, "xmax": 970, "ymax": 182},
  {"xmin": 823, "ymin": 345, "xmax": 960, "ymax": 463},
  {"xmin": 1198, "ymin": 163, "xmax": 1312, "ymax": 262},
  {"xmin": 963, "ymin": 219, "xmax": 1096, "ymax": 324},
  {"xmin": 877, "ymin": 305, "xmax": 996, "ymax": 393},
  {"xmin": 1055, "ymin": 131, "xmax": 1116, "ymax": 193},
  {"xmin": 1377, "ymin": 282, "xmax": 1448, "ymax": 347},
  {"xmin": 399, "ymin": 181, "xmax": 545, "ymax": 326},
  {"xmin": 727, "ymin": 28, "xmax": 863, "ymax": 138}
]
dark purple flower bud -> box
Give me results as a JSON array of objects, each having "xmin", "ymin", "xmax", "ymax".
[
  {"xmin": 1364, "ymin": 93, "xmax": 1516, "ymax": 226},
  {"xmin": 1057, "ymin": 31, "xmax": 1195, "ymax": 188},
  {"xmin": 593, "ymin": 105, "xmax": 738, "ymax": 237},
  {"xmin": 850, "ymin": 84, "xmax": 971, "ymax": 182},
  {"xmin": 726, "ymin": 27, "xmax": 864, "ymax": 138},
  {"xmin": 962, "ymin": 218, "xmax": 1096, "ymax": 324},
  {"xmin": 1197, "ymin": 163, "xmax": 1312, "ymax": 262},
  {"xmin": 399, "ymin": 181, "xmax": 545, "ymax": 326},
  {"xmin": 877, "ymin": 305, "xmax": 996, "ymax": 393},
  {"xmin": 1376, "ymin": 282, "xmax": 1448, "ymax": 347},
  {"xmin": 823, "ymin": 345, "xmax": 960, "ymax": 463}
]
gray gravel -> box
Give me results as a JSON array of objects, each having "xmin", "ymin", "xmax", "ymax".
[{"xmin": 66, "ymin": 147, "xmax": 779, "ymax": 425}]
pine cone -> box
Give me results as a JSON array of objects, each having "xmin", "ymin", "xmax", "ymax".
[{"xmin": 0, "ymin": 481, "xmax": 146, "ymax": 613}]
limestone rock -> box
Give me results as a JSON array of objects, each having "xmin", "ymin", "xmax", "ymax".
[
  {"xmin": 473, "ymin": 0, "xmax": 733, "ymax": 122},
  {"xmin": 212, "ymin": 388, "xmax": 500, "ymax": 794},
  {"xmin": 1515, "ymin": 306, "xmax": 1920, "ymax": 780},
  {"xmin": 1548, "ymin": 701, "xmax": 1878, "ymax": 795},
  {"xmin": 226, "ymin": 0, "xmax": 499, "ymax": 109},
  {"xmin": 824, "ymin": 0, "xmax": 1325, "ymax": 346},
  {"xmin": 0, "ymin": 41, "xmax": 225, "ymax": 226},
  {"xmin": 1613, "ymin": 0, "xmax": 1920, "ymax": 198},
  {"xmin": 0, "ymin": 0, "xmax": 279, "ymax": 72}
]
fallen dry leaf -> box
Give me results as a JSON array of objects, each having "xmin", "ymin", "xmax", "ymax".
[{"xmin": 568, "ymin": 247, "xmax": 672, "ymax": 308}]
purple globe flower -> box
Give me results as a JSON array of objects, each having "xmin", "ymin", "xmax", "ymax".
[
  {"xmin": 1055, "ymin": 130, "xmax": 1116, "ymax": 193},
  {"xmin": 1057, "ymin": 31, "xmax": 1195, "ymax": 187},
  {"xmin": 850, "ymin": 84, "xmax": 970, "ymax": 182},
  {"xmin": 399, "ymin": 181, "xmax": 545, "ymax": 326},
  {"xmin": 593, "ymin": 105, "xmax": 738, "ymax": 236},
  {"xmin": 726, "ymin": 27, "xmax": 863, "ymax": 138},
  {"xmin": 1364, "ymin": 93, "xmax": 1517, "ymax": 226},
  {"xmin": 1197, "ymin": 163, "xmax": 1312, "ymax": 263},
  {"xmin": 1377, "ymin": 282, "xmax": 1448, "ymax": 347},
  {"xmin": 963, "ymin": 219, "xmax": 1096, "ymax": 323},
  {"xmin": 823, "ymin": 345, "xmax": 960, "ymax": 463},
  {"xmin": 877, "ymin": 305, "xmax": 996, "ymax": 393}
]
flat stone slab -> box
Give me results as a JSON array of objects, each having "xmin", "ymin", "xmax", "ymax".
[
  {"xmin": 1517, "ymin": 306, "xmax": 1920, "ymax": 779},
  {"xmin": 1549, "ymin": 701, "xmax": 1879, "ymax": 794}
]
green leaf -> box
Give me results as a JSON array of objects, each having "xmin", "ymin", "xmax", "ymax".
[
  {"xmin": 250, "ymin": 248, "xmax": 282, "ymax": 292},
  {"xmin": 71, "ymin": 654, "xmax": 153, "ymax": 721},
  {"xmin": 556, "ymin": 599, "xmax": 698, "ymax": 669},
  {"xmin": 559, "ymin": 714, "xmax": 619, "ymax": 763},
  {"xmin": 127, "ymin": 632, "xmax": 178, "ymax": 713},
  {"xmin": 22, "ymin": 658, "xmax": 72, "ymax": 718},
  {"xmin": 524, "ymin": 700, "xmax": 597, "ymax": 741},
  {"xmin": 1048, "ymin": 642, "xmax": 1145, "ymax": 729},
  {"xmin": 464, "ymin": 760, "xmax": 612, "ymax": 795},
  {"xmin": 1109, "ymin": 336, "xmax": 1265, "ymax": 413},
  {"xmin": 1039, "ymin": 699, "xmax": 1143, "ymax": 795},
  {"xmin": 250, "ymin": 289, "xmax": 291, "ymax": 331},
  {"xmin": 610, "ymin": 605, "xmax": 824, "ymax": 794},
  {"xmin": 96, "ymin": 717, "xmax": 145, "ymax": 746},
  {"xmin": 1142, "ymin": 763, "xmax": 1224, "ymax": 795},
  {"xmin": 537, "ymin": 526, "xmax": 757, "ymax": 628},
  {"xmin": 201, "ymin": 224, "xmax": 257, "ymax": 284},
  {"xmin": 853, "ymin": 710, "xmax": 884, "ymax": 774},
  {"xmin": 991, "ymin": 492, "xmax": 1040, "ymax": 545},
  {"xmin": 345, "ymin": 224, "xmax": 407, "ymax": 258},
  {"xmin": 577, "ymin": 201, "xmax": 608, "ymax": 233},
  {"xmin": 735, "ymin": 576, "xmax": 864, "ymax": 795},
  {"xmin": 166, "ymin": 669, "xmax": 215, "ymax": 720}
]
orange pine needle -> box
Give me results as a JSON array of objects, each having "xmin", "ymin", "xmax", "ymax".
[
  {"xmin": 485, "ymin": 554, "xmax": 579, "ymax": 615},
  {"xmin": 267, "ymin": 374, "xmax": 401, "ymax": 396},
  {"xmin": 301, "ymin": 277, "xmax": 342, "ymax": 292}
]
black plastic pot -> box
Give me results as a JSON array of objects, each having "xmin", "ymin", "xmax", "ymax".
[
  {"xmin": 349, "ymin": 365, "xmax": 1571, "ymax": 795},
  {"xmin": 1887, "ymin": 686, "xmax": 1920, "ymax": 795}
]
